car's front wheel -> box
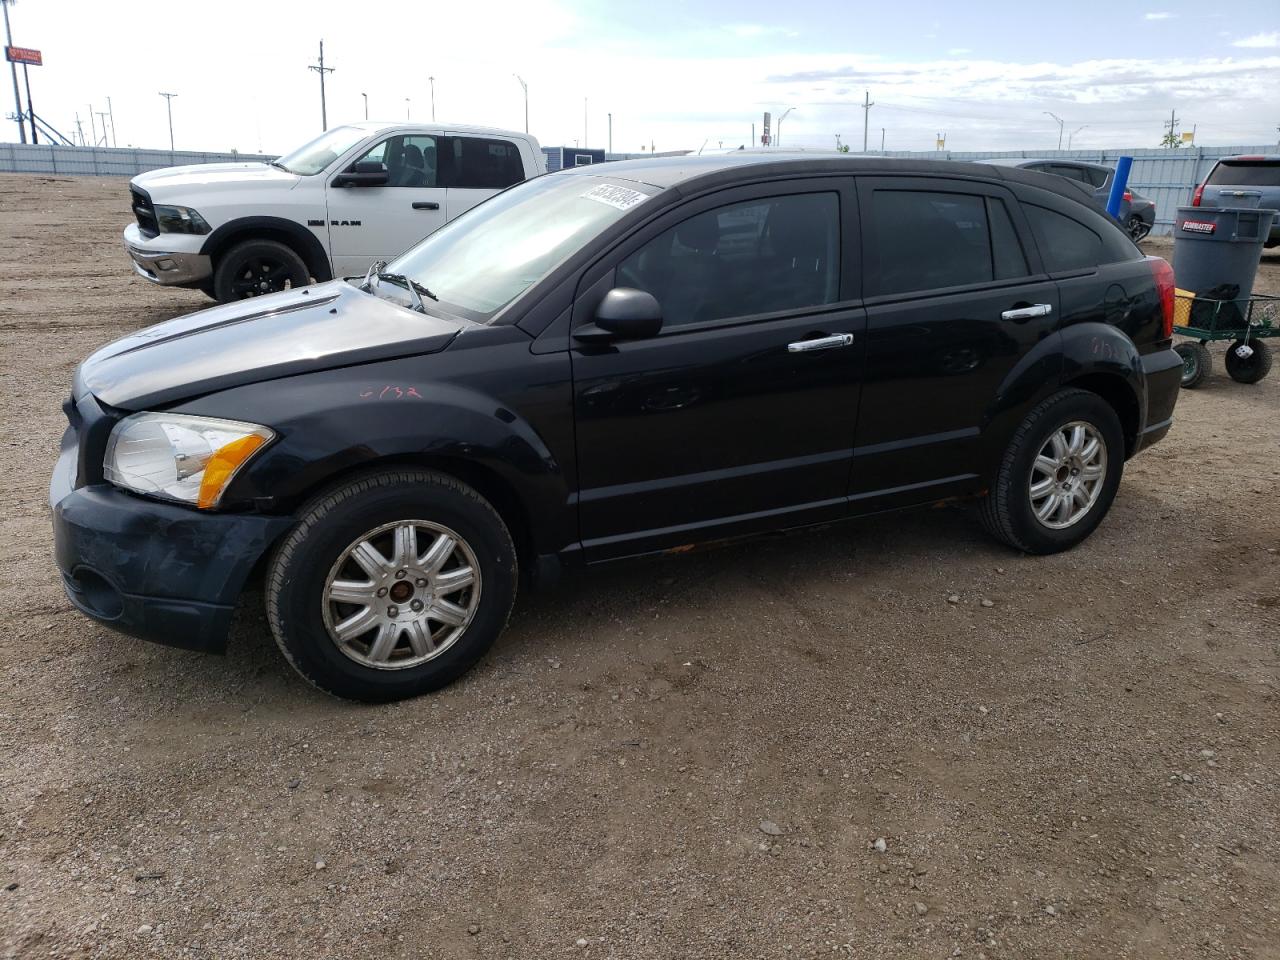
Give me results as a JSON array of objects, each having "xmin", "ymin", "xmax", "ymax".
[
  {"xmin": 980, "ymin": 389, "xmax": 1124, "ymax": 554},
  {"xmin": 266, "ymin": 470, "xmax": 518, "ymax": 702},
  {"xmin": 213, "ymin": 238, "xmax": 310, "ymax": 302}
]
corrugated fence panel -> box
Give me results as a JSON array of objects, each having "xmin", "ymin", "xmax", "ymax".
[
  {"xmin": 4, "ymin": 142, "xmax": 1275, "ymax": 235},
  {"xmin": 0, "ymin": 143, "xmax": 274, "ymax": 178}
]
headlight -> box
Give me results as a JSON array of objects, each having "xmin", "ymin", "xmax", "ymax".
[
  {"xmin": 154, "ymin": 204, "xmax": 211, "ymax": 235},
  {"xmin": 104, "ymin": 413, "xmax": 274, "ymax": 509}
]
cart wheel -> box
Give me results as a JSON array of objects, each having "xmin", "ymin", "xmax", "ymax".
[
  {"xmin": 1224, "ymin": 339, "xmax": 1272, "ymax": 384},
  {"xmin": 1175, "ymin": 342, "xmax": 1211, "ymax": 389}
]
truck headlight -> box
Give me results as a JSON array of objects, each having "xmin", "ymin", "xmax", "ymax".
[
  {"xmin": 104, "ymin": 413, "xmax": 274, "ymax": 509},
  {"xmin": 154, "ymin": 204, "xmax": 212, "ymax": 235}
]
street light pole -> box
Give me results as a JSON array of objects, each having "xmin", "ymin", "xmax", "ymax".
[
  {"xmin": 361, "ymin": 92, "xmax": 368, "ymax": 120},
  {"xmin": 1044, "ymin": 111, "xmax": 1064, "ymax": 151},
  {"xmin": 776, "ymin": 107, "xmax": 794, "ymax": 147},
  {"xmin": 1067, "ymin": 124, "xmax": 1087, "ymax": 150},
  {"xmin": 861, "ymin": 89, "xmax": 875, "ymax": 152},
  {"xmin": 2, "ymin": 0, "xmax": 25, "ymax": 143},
  {"xmin": 428, "ymin": 76, "xmax": 435, "ymax": 121},
  {"xmin": 107, "ymin": 96, "xmax": 117, "ymax": 147},
  {"xmin": 405, "ymin": 97, "xmax": 410, "ymax": 121},
  {"xmin": 158, "ymin": 92, "xmax": 177, "ymax": 151},
  {"xmin": 513, "ymin": 75, "xmax": 528, "ymax": 133},
  {"xmin": 608, "ymin": 112, "xmax": 612, "ymax": 155}
]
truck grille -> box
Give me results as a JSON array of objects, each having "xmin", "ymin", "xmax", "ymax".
[{"xmin": 131, "ymin": 187, "xmax": 159, "ymax": 239}]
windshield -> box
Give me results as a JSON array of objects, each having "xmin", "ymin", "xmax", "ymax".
[
  {"xmin": 1207, "ymin": 160, "xmax": 1280, "ymax": 187},
  {"xmin": 274, "ymin": 126, "xmax": 370, "ymax": 176},
  {"xmin": 383, "ymin": 175, "xmax": 656, "ymax": 322}
]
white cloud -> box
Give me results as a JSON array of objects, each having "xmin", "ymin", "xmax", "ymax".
[
  {"xmin": 1144, "ymin": 11, "xmax": 1176, "ymax": 20},
  {"xmin": 1233, "ymin": 32, "xmax": 1280, "ymax": 48},
  {"xmin": 948, "ymin": 48, "xmax": 973, "ymax": 56}
]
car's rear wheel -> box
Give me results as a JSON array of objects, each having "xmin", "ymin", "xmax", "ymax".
[
  {"xmin": 1224, "ymin": 339, "xmax": 1271, "ymax": 384},
  {"xmin": 213, "ymin": 238, "xmax": 310, "ymax": 302},
  {"xmin": 979, "ymin": 389, "xmax": 1124, "ymax": 554},
  {"xmin": 266, "ymin": 470, "xmax": 518, "ymax": 702},
  {"xmin": 1175, "ymin": 341, "xmax": 1211, "ymax": 389},
  {"xmin": 1127, "ymin": 214, "xmax": 1151, "ymax": 242}
]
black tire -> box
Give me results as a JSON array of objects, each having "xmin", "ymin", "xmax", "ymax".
[
  {"xmin": 979, "ymin": 389, "xmax": 1125, "ymax": 555},
  {"xmin": 1224, "ymin": 339, "xmax": 1271, "ymax": 384},
  {"xmin": 197, "ymin": 280, "xmax": 217, "ymax": 301},
  {"xmin": 1174, "ymin": 341, "xmax": 1211, "ymax": 389},
  {"xmin": 212, "ymin": 238, "xmax": 310, "ymax": 302},
  {"xmin": 266, "ymin": 470, "xmax": 518, "ymax": 702},
  {"xmin": 1127, "ymin": 215, "xmax": 1151, "ymax": 242}
]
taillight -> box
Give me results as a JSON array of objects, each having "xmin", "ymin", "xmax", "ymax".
[
  {"xmin": 1149, "ymin": 256, "xmax": 1175, "ymax": 340},
  {"xmin": 1192, "ymin": 183, "xmax": 1205, "ymax": 206},
  {"xmin": 1123, "ymin": 190, "xmax": 1132, "ymax": 202}
]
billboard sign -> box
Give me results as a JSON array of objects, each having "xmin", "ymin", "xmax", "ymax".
[{"xmin": 5, "ymin": 47, "xmax": 43, "ymax": 66}]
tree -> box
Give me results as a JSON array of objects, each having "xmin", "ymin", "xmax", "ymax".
[{"xmin": 1160, "ymin": 129, "xmax": 1184, "ymax": 149}]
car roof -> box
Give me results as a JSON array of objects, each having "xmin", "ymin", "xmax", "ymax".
[
  {"xmin": 556, "ymin": 152, "xmax": 1099, "ymax": 204},
  {"xmin": 1220, "ymin": 154, "xmax": 1280, "ymax": 162},
  {"xmin": 342, "ymin": 121, "xmax": 532, "ymax": 139},
  {"xmin": 978, "ymin": 157, "xmax": 1110, "ymax": 171}
]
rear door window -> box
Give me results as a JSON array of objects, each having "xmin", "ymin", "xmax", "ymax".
[
  {"xmin": 868, "ymin": 190, "xmax": 1027, "ymax": 296},
  {"xmin": 442, "ymin": 137, "xmax": 526, "ymax": 189},
  {"xmin": 1206, "ymin": 160, "xmax": 1280, "ymax": 187},
  {"xmin": 1024, "ymin": 204, "xmax": 1103, "ymax": 272}
]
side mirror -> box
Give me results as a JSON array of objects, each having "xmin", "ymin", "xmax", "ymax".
[
  {"xmin": 333, "ymin": 161, "xmax": 389, "ymax": 187},
  {"xmin": 575, "ymin": 288, "xmax": 663, "ymax": 342}
]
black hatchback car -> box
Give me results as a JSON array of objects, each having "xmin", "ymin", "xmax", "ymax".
[{"xmin": 52, "ymin": 155, "xmax": 1183, "ymax": 701}]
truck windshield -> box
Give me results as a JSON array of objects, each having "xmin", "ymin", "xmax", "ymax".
[
  {"xmin": 273, "ymin": 126, "xmax": 370, "ymax": 176},
  {"xmin": 383, "ymin": 175, "xmax": 657, "ymax": 323}
]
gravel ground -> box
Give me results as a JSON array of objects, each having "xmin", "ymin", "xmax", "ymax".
[{"xmin": 1, "ymin": 174, "xmax": 1278, "ymax": 960}]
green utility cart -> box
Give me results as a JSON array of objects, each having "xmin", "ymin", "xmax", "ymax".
[{"xmin": 1173, "ymin": 288, "xmax": 1279, "ymax": 388}]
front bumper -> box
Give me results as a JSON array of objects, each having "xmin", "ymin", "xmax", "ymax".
[
  {"xmin": 123, "ymin": 223, "xmax": 212, "ymax": 287},
  {"xmin": 50, "ymin": 419, "xmax": 293, "ymax": 653}
]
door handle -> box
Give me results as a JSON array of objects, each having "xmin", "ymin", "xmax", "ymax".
[
  {"xmin": 787, "ymin": 333, "xmax": 854, "ymax": 353},
  {"xmin": 1001, "ymin": 304, "xmax": 1053, "ymax": 321},
  {"xmin": 412, "ymin": 201, "xmax": 440, "ymax": 210}
]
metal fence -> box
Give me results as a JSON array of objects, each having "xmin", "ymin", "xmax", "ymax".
[
  {"xmin": 0, "ymin": 143, "xmax": 274, "ymax": 177},
  {"xmin": 3, "ymin": 141, "xmax": 1275, "ymax": 236}
]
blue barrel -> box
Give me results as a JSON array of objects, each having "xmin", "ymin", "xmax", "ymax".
[{"xmin": 1172, "ymin": 206, "xmax": 1277, "ymax": 302}]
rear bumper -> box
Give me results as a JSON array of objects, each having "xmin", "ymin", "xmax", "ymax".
[
  {"xmin": 50, "ymin": 427, "xmax": 292, "ymax": 653},
  {"xmin": 123, "ymin": 223, "xmax": 212, "ymax": 287},
  {"xmin": 1136, "ymin": 346, "xmax": 1183, "ymax": 453}
]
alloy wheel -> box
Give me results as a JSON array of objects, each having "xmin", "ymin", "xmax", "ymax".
[{"xmin": 1028, "ymin": 420, "xmax": 1108, "ymax": 530}]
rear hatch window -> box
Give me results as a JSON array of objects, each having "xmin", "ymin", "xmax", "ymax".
[{"xmin": 1206, "ymin": 160, "xmax": 1280, "ymax": 187}]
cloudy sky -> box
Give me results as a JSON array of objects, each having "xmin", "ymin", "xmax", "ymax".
[{"xmin": 4, "ymin": 0, "xmax": 1278, "ymax": 156}]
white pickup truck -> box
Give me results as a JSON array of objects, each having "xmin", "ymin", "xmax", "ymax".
[{"xmin": 123, "ymin": 122, "xmax": 546, "ymax": 302}]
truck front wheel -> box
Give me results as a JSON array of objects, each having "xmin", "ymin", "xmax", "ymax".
[{"xmin": 212, "ymin": 238, "xmax": 311, "ymax": 301}]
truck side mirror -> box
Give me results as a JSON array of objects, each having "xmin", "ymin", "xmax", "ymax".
[{"xmin": 333, "ymin": 161, "xmax": 389, "ymax": 188}]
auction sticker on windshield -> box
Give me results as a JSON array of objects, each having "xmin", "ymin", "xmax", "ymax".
[{"xmin": 582, "ymin": 184, "xmax": 648, "ymax": 211}]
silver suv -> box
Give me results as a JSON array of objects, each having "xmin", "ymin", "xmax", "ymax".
[{"xmin": 1193, "ymin": 156, "xmax": 1280, "ymax": 248}]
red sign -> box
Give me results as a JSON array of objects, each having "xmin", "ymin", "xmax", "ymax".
[{"xmin": 5, "ymin": 46, "xmax": 43, "ymax": 66}]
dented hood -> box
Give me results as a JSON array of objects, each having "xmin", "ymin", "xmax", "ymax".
[{"xmin": 77, "ymin": 281, "xmax": 464, "ymax": 410}]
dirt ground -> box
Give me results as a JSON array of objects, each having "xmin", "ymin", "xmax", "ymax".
[{"xmin": 1, "ymin": 173, "xmax": 1278, "ymax": 960}]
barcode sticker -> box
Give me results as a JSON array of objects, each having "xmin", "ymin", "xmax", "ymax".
[{"xmin": 582, "ymin": 184, "xmax": 648, "ymax": 211}]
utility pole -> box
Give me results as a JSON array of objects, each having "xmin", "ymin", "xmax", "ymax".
[
  {"xmin": 95, "ymin": 110, "xmax": 109, "ymax": 147},
  {"xmin": 2, "ymin": 0, "xmax": 25, "ymax": 143},
  {"xmin": 881, "ymin": 127, "xmax": 885, "ymax": 152},
  {"xmin": 1162, "ymin": 108, "xmax": 1180, "ymax": 148},
  {"xmin": 405, "ymin": 98, "xmax": 410, "ymax": 120},
  {"xmin": 608, "ymin": 112, "xmax": 612, "ymax": 154},
  {"xmin": 428, "ymin": 76, "xmax": 435, "ymax": 121},
  {"xmin": 1067, "ymin": 124, "xmax": 1086, "ymax": 150},
  {"xmin": 361, "ymin": 92, "xmax": 367, "ymax": 119},
  {"xmin": 158, "ymin": 92, "xmax": 176, "ymax": 150},
  {"xmin": 73, "ymin": 112, "xmax": 84, "ymax": 146},
  {"xmin": 514, "ymin": 75, "xmax": 528, "ymax": 133},
  {"xmin": 308, "ymin": 40, "xmax": 335, "ymax": 131},
  {"xmin": 861, "ymin": 90, "xmax": 874, "ymax": 152},
  {"xmin": 1044, "ymin": 111, "xmax": 1064, "ymax": 150},
  {"xmin": 583, "ymin": 97, "xmax": 588, "ymax": 148},
  {"xmin": 107, "ymin": 96, "xmax": 116, "ymax": 147},
  {"xmin": 88, "ymin": 104, "xmax": 96, "ymax": 147}
]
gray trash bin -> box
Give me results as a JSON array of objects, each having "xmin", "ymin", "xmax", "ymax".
[{"xmin": 1172, "ymin": 205, "xmax": 1277, "ymax": 302}]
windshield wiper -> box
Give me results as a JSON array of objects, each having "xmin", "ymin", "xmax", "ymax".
[{"xmin": 375, "ymin": 271, "xmax": 438, "ymax": 313}]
